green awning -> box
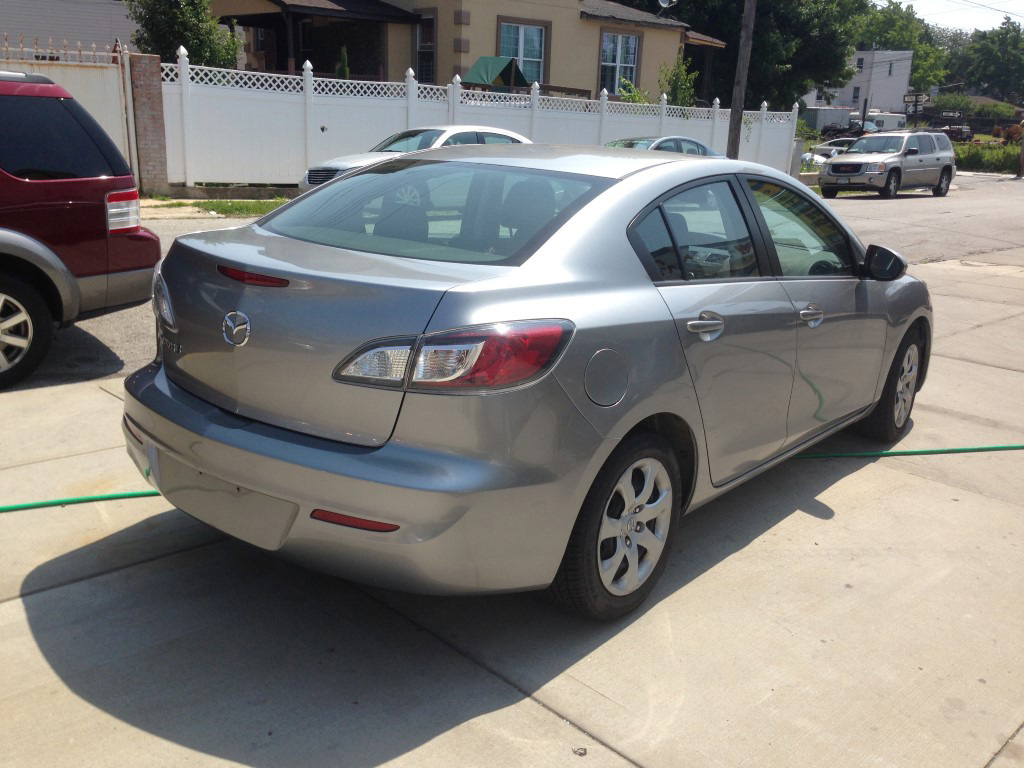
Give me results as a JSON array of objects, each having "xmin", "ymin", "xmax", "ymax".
[{"xmin": 462, "ymin": 56, "xmax": 530, "ymax": 88}]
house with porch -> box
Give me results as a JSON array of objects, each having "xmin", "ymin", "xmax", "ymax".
[{"xmin": 211, "ymin": 0, "xmax": 724, "ymax": 99}]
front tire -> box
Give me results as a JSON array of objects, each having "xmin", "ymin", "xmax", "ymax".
[
  {"xmin": 856, "ymin": 330, "xmax": 921, "ymax": 443},
  {"xmin": 879, "ymin": 170, "xmax": 900, "ymax": 199},
  {"xmin": 821, "ymin": 187, "xmax": 838, "ymax": 199},
  {"xmin": 550, "ymin": 433, "xmax": 681, "ymax": 620},
  {"xmin": 0, "ymin": 276, "xmax": 52, "ymax": 389},
  {"xmin": 932, "ymin": 169, "xmax": 951, "ymax": 197}
]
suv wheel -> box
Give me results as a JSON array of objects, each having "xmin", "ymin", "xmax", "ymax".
[
  {"xmin": 0, "ymin": 276, "xmax": 52, "ymax": 388},
  {"xmin": 932, "ymin": 169, "xmax": 951, "ymax": 197},
  {"xmin": 879, "ymin": 170, "xmax": 900, "ymax": 199},
  {"xmin": 822, "ymin": 188, "xmax": 838, "ymax": 199}
]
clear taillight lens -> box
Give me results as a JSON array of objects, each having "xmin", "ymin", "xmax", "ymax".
[
  {"xmin": 332, "ymin": 321, "xmax": 574, "ymax": 392},
  {"xmin": 152, "ymin": 270, "xmax": 177, "ymax": 332},
  {"xmin": 106, "ymin": 188, "xmax": 141, "ymax": 234}
]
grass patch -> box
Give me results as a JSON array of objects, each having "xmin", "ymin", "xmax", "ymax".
[{"xmin": 194, "ymin": 198, "xmax": 289, "ymax": 217}]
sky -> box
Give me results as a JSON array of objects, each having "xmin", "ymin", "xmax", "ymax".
[{"xmin": 898, "ymin": 0, "xmax": 1024, "ymax": 31}]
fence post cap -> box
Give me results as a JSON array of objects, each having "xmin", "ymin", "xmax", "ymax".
[
  {"xmin": 761, "ymin": 101, "xmax": 768, "ymax": 110},
  {"xmin": 405, "ymin": 67, "xmax": 415, "ymax": 78},
  {"xmin": 453, "ymin": 74, "xmax": 461, "ymax": 84},
  {"xmin": 712, "ymin": 97, "xmax": 720, "ymax": 107},
  {"xmin": 302, "ymin": 60, "xmax": 312, "ymax": 72},
  {"xmin": 531, "ymin": 81, "xmax": 540, "ymax": 93},
  {"xmin": 599, "ymin": 88, "xmax": 608, "ymax": 98},
  {"xmin": 660, "ymin": 93, "xmax": 668, "ymax": 105},
  {"xmin": 176, "ymin": 45, "xmax": 188, "ymax": 58}
]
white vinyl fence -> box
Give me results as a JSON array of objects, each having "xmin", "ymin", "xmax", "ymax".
[
  {"xmin": 162, "ymin": 47, "xmax": 799, "ymax": 186},
  {"xmin": 0, "ymin": 37, "xmax": 135, "ymax": 170}
]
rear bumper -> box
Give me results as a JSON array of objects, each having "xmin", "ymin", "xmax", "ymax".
[{"xmin": 123, "ymin": 363, "xmax": 607, "ymax": 594}]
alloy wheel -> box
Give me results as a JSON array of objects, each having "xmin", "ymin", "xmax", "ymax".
[
  {"xmin": 596, "ymin": 457, "xmax": 673, "ymax": 596},
  {"xmin": 0, "ymin": 292, "xmax": 33, "ymax": 373}
]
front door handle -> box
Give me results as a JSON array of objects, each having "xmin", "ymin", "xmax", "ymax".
[
  {"xmin": 799, "ymin": 304, "xmax": 825, "ymax": 328},
  {"xmin": 686, "ymin": 311, "xmax": 725, "ymax": 342}
]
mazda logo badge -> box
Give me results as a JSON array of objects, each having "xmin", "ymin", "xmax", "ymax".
[{"xmin": 222, "ymin": 311, "xmax": 251, "ymax": 347}]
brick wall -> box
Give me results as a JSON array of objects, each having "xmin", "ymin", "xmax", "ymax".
[{"xmin": 129, "ymin": 52, "xmax": 168, "ymax": 194}]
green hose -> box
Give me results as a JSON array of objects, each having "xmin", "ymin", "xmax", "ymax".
[
  {"xmin": 0, "ymin": 490, "xmax": 160, "ymax": 514},
  {"xmin": 2, "ymin": 444, "xmax": 1022, "ymax": 514}
]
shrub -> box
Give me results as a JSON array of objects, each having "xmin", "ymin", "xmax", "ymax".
[
  {"xmin": 617, "ymin": 78, "xmax": 651, "ymax": 104},
  {"xmin": 955, "ymin": 142, "xmax": 1020, "ymax": 173}
]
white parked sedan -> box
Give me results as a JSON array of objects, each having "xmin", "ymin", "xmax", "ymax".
[{"xmin": 300, "ymin": 125, "xmax": 531, "ymax": 189}]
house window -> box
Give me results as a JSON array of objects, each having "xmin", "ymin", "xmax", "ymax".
[
  {"xmin": 253, "ymin": 27, "xmax": 266, "ymax": 53},
  {"xmin": 417, "ymin": 13, "xmax": 436, "ymax": 83},
  {"xmin": 499, "ymin": 22, "xmax": 545, "ymax": 84},
  {"xmin": 852, "ymin": 86, "xmax": 860, "ymax": 102},
  {"xmin": 299, "ymin": 19, "xmax": 313, "ymax": 54},
  {"xmin": 856, "ymin": 57, "xmax": 864, "ymax": 71},
  {"xmin": 600, "ymin": 31, "xmax": 639, "ymax": 95}
]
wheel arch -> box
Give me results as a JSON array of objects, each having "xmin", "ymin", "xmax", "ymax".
[
  {"xmin": 908, "ymin": 315, "xmax": 931, "ymax": 390},
  {"xmin": 0, "ymin": 228, "xmax": 80, "ymax": 323},
  {"xmin": 621, "ymin": 412, "xmax": 699, "ymax": 514}
]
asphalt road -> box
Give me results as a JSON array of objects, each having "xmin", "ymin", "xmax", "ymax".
[{"xmin": 13, "ymin": 173, "xmax": 1024, "ymax": 391}]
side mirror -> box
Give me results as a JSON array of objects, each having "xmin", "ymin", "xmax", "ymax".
[
  {"xmin": 864, "ymin": 244, "xmax": 907, "ymax": 281},
  {"xmin": 905, "ymin": 147, "xmax": 919, "ymax": 156}
]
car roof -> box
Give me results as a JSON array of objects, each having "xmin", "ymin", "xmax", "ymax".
[
  {"xmin": 412, "ymin": 125, "xmax": 525, "ymax": 133},
  {"xmin": 400, "ymin": 143, "xmax": 739, "ymax": 179},
  {"xmin": 0, "ymin": 70, "xmax": 72, "ymax": 97}
]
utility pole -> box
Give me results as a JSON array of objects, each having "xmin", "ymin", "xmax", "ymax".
[{"xmin": 727, "ymin": 0, "xmax": 758, "ymax": 158}]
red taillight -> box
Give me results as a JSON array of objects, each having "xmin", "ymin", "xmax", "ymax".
[
  {"xmin": 217, "ymin": 265, "xmax": 290, "ymax": 287},
  {"xmin": 411, "ymin": 321, "xmax": 573, "ymax": 390},
  {"xmin": 106, "ymin": 188, "xmax": 140, "ymax": 234},
  {"xmin": 311, "ymin": 509, "xmax": 400, "ymax": 532}
]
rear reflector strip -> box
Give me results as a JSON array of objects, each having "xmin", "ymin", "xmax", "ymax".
[
  {"xmin": 217, "ymin": 265, "xmax": 290, "ymax": 287},
  {"xmin": 106, "ymin": 188, "xmax": 141, "ymax": 234},
  {"xmin": 311, "ymin": 509, "xmax": 399, "ymax": 532}
]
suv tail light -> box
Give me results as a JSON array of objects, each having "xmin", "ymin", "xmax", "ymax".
[
  {"xmin": 334, "ymin": 320, "xmax": 574, "ymax": 392},
  {"xmin": 106, "ymin": 188, "xmax": 141, "ymax": 234}
]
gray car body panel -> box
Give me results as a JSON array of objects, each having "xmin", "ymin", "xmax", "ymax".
[
  {"xmin": 0, "ymin": 226, "xmax": 81, "ymax": 322},
  {"xmin": 125, "ymin": 146, "xmax": 932, "ymax": 594}
]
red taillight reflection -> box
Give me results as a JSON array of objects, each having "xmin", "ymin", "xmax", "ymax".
[
  {"xmin": 217, "ymin": 265, "xmax": 290, "ymax": 287},
  {"xmin": 311, "ymin": 509, "xmax": 400, "ymax": 532}
]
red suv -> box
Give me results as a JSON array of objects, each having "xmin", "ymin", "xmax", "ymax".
[{"xmin": 0, "ymin": 71, "xmax": 160, "ymax": 387}]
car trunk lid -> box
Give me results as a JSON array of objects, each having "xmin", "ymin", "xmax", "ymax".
[{"xmin": 159, "ymin": 224, "xmax": 504, "ymax": 446}]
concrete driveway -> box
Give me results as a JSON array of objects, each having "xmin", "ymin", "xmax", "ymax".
[{"xmin": 1, "ymin": 175, "xmax": 1023, "ymax": 767}]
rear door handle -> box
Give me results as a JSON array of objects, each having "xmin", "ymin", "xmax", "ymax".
[
  {"xmin": 686, "ymin": 311, "xmax": 724, "ymax": 341},
  {"xmin": 799, "ymin": 304, "xmax": 825, "ymax": 328}
]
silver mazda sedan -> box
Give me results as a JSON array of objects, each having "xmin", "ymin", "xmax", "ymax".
[{"xmin": 124, "ymin": 145, "xmax": 931, "ymax": 619}]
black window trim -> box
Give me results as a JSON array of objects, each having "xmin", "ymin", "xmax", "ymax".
[
  {"xmin": 738, "ymin": 173, "xmax": 864, "ymax": 280},
  {"xmin": 627, "ymin": 173, "xmax": 774, "ymax": 286}
]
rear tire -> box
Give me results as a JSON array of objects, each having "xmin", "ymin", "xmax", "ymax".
[
  {"xmin": 856, "ymin": 330, "xmax": 921, "ymax": 443},
  {"xmin": 549, "ymin": 433, "xmax": 681, "ymax": 620},
  {"xmin": 821, "ymin": 188, "xmax": 838, "ymax": 199},
  {"xmin": 879, "ymin": 170, "xmax": 900, "ymax": 198},
  {"xmin": 0, "ymin": 276, "xmax": 52, "ymax": 389},
  {"xmin": 932, "ymin": 169, "xmax": 951, "ymax": 197}
]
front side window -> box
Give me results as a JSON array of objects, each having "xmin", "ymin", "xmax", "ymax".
[
  {"xmin": 679, "ymin": 140, "xmax": 703, "ymax": 155},
  {"xmin": 745, "ymin": 179, "xmax": 853, "ymax": 277},
  {"xmin": 264, "ymin": 160, "xmax": 608, "ymax": 266},
  {"xmin": 600, "ymin": 32, "xmax": 638, "ymax": 95},
  {"xmin": 499, "ymin": 22, "xmax": 545, "ymax": 84}
]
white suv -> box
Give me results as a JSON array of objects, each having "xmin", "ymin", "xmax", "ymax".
[{"xmin": 818, "ymin": 130, "xmax": 955, "ymax": 199}]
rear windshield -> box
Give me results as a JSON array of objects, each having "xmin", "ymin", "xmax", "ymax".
[
  {"xmin": 0, "ymin": 95, "xmax": 130, "ymax": 180},
  {"xmin": 846, "ymin": 135, "xmax": 904, "ymax": 154},
  {"xmin": 263, "ymin": 159, "xmax": 610, "ymax": 266}
]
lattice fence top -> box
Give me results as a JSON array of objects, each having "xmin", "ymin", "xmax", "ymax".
[
  {"xmin": 160, "ymin": 63, "xmax": 178, "ymax": 83},
  {"xmin": 606, "ymin": 100, "xmax": 660, "ymax": 117},
  {"xmin": 538, "ymin": 96, "xmax": 599, "ymax": 114},
  {"xmin": 764, "ymin": 111, "xmax": 795, "ymax": 123},
  {"xmin": 417, "ymin": 84, "xmax": 448, "ymax": 102},
  {"xmin": 0, "ymin": 34, "xmax": 117, "ymax": 64},
  {"xmin": 667, "ymin": 106, "xmax": 713, "ymax": 121},
  {"xmin": 461, "ymin": 90, "xmax": 531, "ymax": 108},
  {"xmin": 189, "ymin": 66, "xmax": 303, "ymax": 92},
  {"xmin": 313, "ymin": 78, "xmax": 405, "ymax": 98}
]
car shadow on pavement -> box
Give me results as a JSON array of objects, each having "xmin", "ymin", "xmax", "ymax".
[
  {"xmin": 19, "ymin": 429, "xmax": 886, "ymax": 765},
  {"xmin": 10, "ymin": 324, "xmax": 126, "ymax": 390}
]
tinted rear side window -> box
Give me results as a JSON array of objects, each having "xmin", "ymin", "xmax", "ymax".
[
  {"xmin": 934, "ymin": 133, "xmax": 952, "ymax": 151},
  {"xmin": 264, "ymin": 159, "xmax": 609, "ymax": 266},
  {"xmin": 0, "ymin": 95, "xmax": 129, "ymax": 180}
]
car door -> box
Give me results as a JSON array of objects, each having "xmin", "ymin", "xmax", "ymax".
[
  {"xmin": 630, "ymin": 177, "xmax": 797, "ymax": 485},
  {"xmin": 902, "ymin": 135, "xmax": 928, "ymax": 187},
  {"xmin": 742, "ymin": 176, "xmax": 888, "ymax": 446},
  {"xmin": 915, "ymin": 133, "xmax": 939, "ymax": 185}
]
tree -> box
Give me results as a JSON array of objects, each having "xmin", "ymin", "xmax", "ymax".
[
  {"xmin": 927, "ymin": 24, "xmax": 971, "ymax": 86},
  {"xmin": 965, "ymin": 18, "xmax": 1024, "ymax": 103},
  {"xmin": 123, "ymin": 0, "xmax": 238, "ymax": 68},
  {"xmin": 856, "ymin": 1, "xmax": 946, "ymax": 92},
  {"xmin": 611, "ymin": 0, "xmax": 868, "ymax": 108},
  {"xmin": 659, "ymin": 53, "xmax": 698, "ymax": 107}
]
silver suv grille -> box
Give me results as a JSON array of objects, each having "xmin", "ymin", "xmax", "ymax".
[
  {"xmin": 830, "ymin": 163, "xmax": 863, "ymax": 175},
  {"xmin": 306, "ymin": 168, "xmax": 340, "ymax": 186}
]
